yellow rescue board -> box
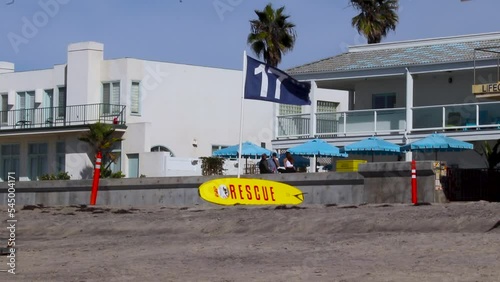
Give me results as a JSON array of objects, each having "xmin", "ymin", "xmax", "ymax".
[{"xmin": 199, "ymin": 178, "xmax": 304, "ymax": 206}]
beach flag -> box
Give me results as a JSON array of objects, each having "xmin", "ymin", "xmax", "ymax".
[{"xmin": 244, "ymin": 55, "xmax": 311, "ymax": 106}]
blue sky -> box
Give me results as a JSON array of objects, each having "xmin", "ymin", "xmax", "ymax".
[{"xmin": 0, "ymin": 0, "xmax": 499, "ymax": 72}]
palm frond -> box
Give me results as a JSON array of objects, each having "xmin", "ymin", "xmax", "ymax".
[{"xmin": 247, "ymin": 3, "xmax": 296, "ymax": 67}]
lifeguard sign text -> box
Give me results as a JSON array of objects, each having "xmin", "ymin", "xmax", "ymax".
[{"xmin": 472, "ymin": 82, "xmax": 500, "ymax": 96}]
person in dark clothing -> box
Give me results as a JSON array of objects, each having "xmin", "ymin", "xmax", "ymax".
[{"xmin": 259, "ymin": 153, "xmax": 272, "ymax": 174}]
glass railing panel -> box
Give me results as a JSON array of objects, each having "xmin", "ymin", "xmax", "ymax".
[
  {"xmin": 277, "ymin": 114, "xmax": 310, "ymax": 137},
  {"xmin": 413, "ymin": 107, "xmax": 443, "ymax": 129},
  {"xmin": 316, "ymin": 112, "xmax": 341, "ymax": 134},
  {"xmin": 477, "ymin": 102, "xmax": 500, "ymax": 126},
  {"xmin": 375, "ymin": 109, "xmax": 406, "ymax": 131},
  {"xmin": 343, "ymin": 111, "xmax": 375, "ymax": 133}
]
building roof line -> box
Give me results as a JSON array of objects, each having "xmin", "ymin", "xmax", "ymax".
[{"xmin": 349, "ymin": 32, "xmax": 500, "ymax": 53}]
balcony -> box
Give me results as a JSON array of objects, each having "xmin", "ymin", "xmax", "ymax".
[
  {"xmin": 412, "ymin": 101, "xmax": 500, "ymax": 132},
  {"xmin": 276, "ymin": 101, "xmax": 500, "ymax": 139},
  {"xmin": 0, "ymin": 103, "xmax": 126, "ymax": 131},
  {"xmin": 277, "ymin": 108, "xmax": 406, "ymax": 138}
]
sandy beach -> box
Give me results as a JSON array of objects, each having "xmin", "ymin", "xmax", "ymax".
[{"xmin": 1, "ymin": 201, "xmax": 499, "ymax": 282}]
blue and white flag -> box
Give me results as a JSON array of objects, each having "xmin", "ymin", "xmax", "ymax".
[{"xmin": 244, "ymin": 56, "xmax": 311, "ymax": 106}]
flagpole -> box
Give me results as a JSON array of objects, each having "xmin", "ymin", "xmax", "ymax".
[{"xmin": 237, "ymin": 51, "xmax": 247, "ymax": 178}]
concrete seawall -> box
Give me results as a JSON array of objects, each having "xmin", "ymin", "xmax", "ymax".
[{"xmin": 0, "ymin": 161, "xmax": 445, "ymax": 206}]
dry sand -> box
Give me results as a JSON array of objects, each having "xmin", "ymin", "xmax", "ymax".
[{"xmin": 1, "ymin": 202, "xmax": 499, "ymax": 282}]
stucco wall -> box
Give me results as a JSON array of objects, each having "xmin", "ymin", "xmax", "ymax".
[
  {"xmin": 0, "ymin": 161, "xmax": 444, "ymax": 206},
  {"xmin": 354, "ymin": 76, "xmax": 406, "ymax": 110}
]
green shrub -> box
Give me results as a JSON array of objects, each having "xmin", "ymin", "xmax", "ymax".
[
  {"xmin": 56, "ymin": 171, "xmax": 71, "ymax": 180},
  {"xmin": 40, "ymin": 174, "xmax": 56, "ymax": 180},
  {"xmin": 40, "ymin": 172, "xmax": 71, "ymax": 180},
  {"xmin": 111, "ymin": 171, "xmax": 125, "ymax": 178},
  {"xmin": 200, "ymin": 157, "xmax": 225, "ymax": 176}
]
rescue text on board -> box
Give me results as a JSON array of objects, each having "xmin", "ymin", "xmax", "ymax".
[{"xmin": 220, "ymin": 184, "xmax": 276, "ymax": 202}]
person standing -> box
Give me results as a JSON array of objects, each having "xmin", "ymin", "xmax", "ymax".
[
  {"xmin": 259, "ymin": 153, "xmax": 272, "ymax": 174},
  {"xmin": 268, "ymin": 152, "xmax": 279, "ymax": 173}
]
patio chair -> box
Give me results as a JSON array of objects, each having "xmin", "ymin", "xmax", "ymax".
[{"xmin": 446, "ymin": 112, "xmax": 462, "ymax": 129}]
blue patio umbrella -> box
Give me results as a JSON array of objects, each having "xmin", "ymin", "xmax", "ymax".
[
  {"xmin": 342, "ymin": 137, "xmax": 401, "ymax": 162},
  {"xmin": 213, "ymin": 141, "xmax": 272, "ymax": 158},
  {"xmin": 400, "ymin": 133, "xmax": 473, "ymax": 160},
  {"xmin": 288, "ymin": 138, "xmax": 348, "ymax": 158},
  {"xmin": 278, "ymin": 153, "xmax": 310, "ymax": 168},
  {"xmin": 287, "ymin": 138, "xmax": 348, "ymax": 172}
]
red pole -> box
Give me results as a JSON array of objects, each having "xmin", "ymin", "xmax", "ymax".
[
  {"xmin": 411, "ymin": 159, "xmax": 417, "ymax": 205},
  {"xmin": 90, "ymin": 151, "xmax": 102, "ymax": 205}
]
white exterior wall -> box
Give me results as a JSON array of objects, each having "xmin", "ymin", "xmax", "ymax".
[
  {"xmin": 352, "ymin": 68, "xmax": 499, "ymax": 110},
  {"xmin": 0, "ymin": 41, "xmax": 278, "ymax": 179},
  {"xmin": 109, "ymin": 59, "xmax": 274, "ymax": 157},
  {"xmin": 315, "ymin": 88, "xmax": 349, "ymax": 112},
  {"xmin": 67, "ymin": 42, "xmax": 104, "ymax": 105},
  {"xmin": 354, "ymin": 77, "xmax": 407, "ymax": 110},
  {"xmin": 0, "ymin": 133, "xmax": 91, "ymax": 180}
]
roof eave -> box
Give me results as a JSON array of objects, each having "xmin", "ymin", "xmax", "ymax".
[{"xmin": 291, "ymin": 58, "xmax": 500, "ymax": 81}]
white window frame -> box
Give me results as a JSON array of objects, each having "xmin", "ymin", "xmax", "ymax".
[
  {"xmin": 279, "ymin": 104, "xmax": 302, "ymax": 115},
  {"xmin": 0, "ymin": 94, "xmax": 8, "ymax": 125},
  {"xmin": 109, "ymin": 142, "xmax": 122, "ymax": 173},
  {"xmin": 151, "ymin": 145, "xmax": 174, "ymax": 157},
  {"xmin": 1, "ymin": 144, "xmax": 20, "ymax": 181},
  {"xmin": 57, "ymin": 86, "xmax": 66, "ymax": 119},
  {"xmin": 101, "ymin": 81, "xmax": 121, "ymax": 115},
  {"xmin": 28, "ymin": 143, "xmax": 48, "ymax": 181},
  {"xmin": 16, "ymin": 91, "xmax": 35, "ymax": 122},
  {"xmin": 130, "ymin": 81, "xmax": 141, "ymax": 115}
]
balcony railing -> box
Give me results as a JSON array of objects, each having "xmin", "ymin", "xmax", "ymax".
[
  {"xmin": 0, "ymin": 103, "xmax": 126, "ymax": 131},
  {"xmin": 277, "ymin": 108, "xmax": 406, "ymax": 138},
  {"xmin": 412, "ymin": 101, "xmax": 500, "ymax": 132},
  {"xmin": 277, "ymin": 113, "xmax": 310, "ymax": 137},
  {"xmin": 277, "ymin": 101, "xmax": 500, "ymax": 138}
]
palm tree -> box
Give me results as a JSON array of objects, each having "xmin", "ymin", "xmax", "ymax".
[
  {"xmin": 350, "ymin": 0, "xmax": 399, "ymax": 44},
  {"xmin": 78, "ymin": 122, "xmax": 124, "ymax": 177},
  {"xmin": 247, "ymin": 3, "xmax": 296, "ymax": 67},
  {"xmin": 481, "ymin": 140, "xmax": 500, "ymax": 169}
]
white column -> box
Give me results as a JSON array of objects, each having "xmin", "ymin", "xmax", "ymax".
[
  {"xmin": 405, "ymin": 68, "xmax": 414, "ymax": 161},
  {"xmin": 274, "ymin": 103, "xmax": 278, "ymax": 140},
  {"xmin": 310, "ymin": 81, "xmax": 317, "ymax": 138}
]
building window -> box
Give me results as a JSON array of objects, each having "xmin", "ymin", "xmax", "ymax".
[
  {"xmin": 56, "ymin": 142, "xmax": 65, "ymax": 173},
  {"xmin": 44, "ymin": 89, "xmax": 54, "ymax": 123},
  {"xmin": 109, "ymin": 142, "xmax": 122, "ymax": 173},
  {"xmin": 58, "ymin": 87, "xmax": 66, "ymax": 118},
  {"xmin": 131, "ymin": 82, "xmax": 141, "ymax": 115},
  {"xmin": 28, "ymin": 143, "xmax": 48, "ymax": 180},
  {"xmin": 102, "ymin": 82, "xmax": 120, "ymax": 114},
  {"xmin": 1, "ymin": 94, "xmax": 8, "ymax": 124},
  {"xmin": 279, "ymin": 104, "xmax": 302, "ymax": 115},
  {"xmin": 151, "ymin": 145, "xmax": 174, "ymax": 157},
  {"xmin": 317, "ymin": 100, "xmax": 338, "ymax": 113},
  {"xmin": 17, "ymin": 91, "xmax": 35, "ymax": 122},
  {"xmin": 316, "ymin": 101, "xmax": 339, "ymax": 134},
  {"xmin": 211, "ymin": 145, "xmax": 228, "ymax": 154},
  {"xmin": 372, "ymin": 93, "xmax": 396, "ymax": 109},
  {"xmin": 1, "ymin": 144, "xmax": 19, "ymax": 181},
  {"xmin": 127, "ymin": 154, "xmax": 139, "ymax": 178}
]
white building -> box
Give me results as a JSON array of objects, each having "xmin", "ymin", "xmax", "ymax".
[
  {"xmin": 276, "ymin": 32, "xmax": 500, "ymax": 169},
  {"xmin": 0, "ymin": 41, "xmax": 345, "ymax": 180}
]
